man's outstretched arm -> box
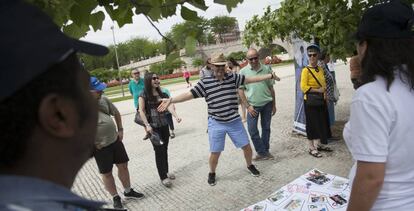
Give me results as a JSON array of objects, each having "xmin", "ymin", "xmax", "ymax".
[
  {"xmin": 157, "ymin": 91, "xmax": 194, "ymax": 112},
  {"xmin": 245, "ymin": 72, "xmax": 278, "ymax": 84}
]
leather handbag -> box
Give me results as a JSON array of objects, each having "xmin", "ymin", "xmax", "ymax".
[{"xmin": 305, "ymin": 67, "xmax": 325, "ymax": 106}]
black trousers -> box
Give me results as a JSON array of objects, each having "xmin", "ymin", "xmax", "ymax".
[
  {"xmin": 304, "ymin": 101, "xmax": 332, "ymax": 144},
  {"xmin": 152, "ymin": 125, "xmax": 170, "ymax": 180},
  {"xmin": 165, "ymin": 113, "xmax": 174, "ymax": 130}
]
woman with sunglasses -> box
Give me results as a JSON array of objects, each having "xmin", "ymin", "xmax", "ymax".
[
  {"xmin": 300, "ymin": 44, "xmax": 333, "ymax": 158},
  {"xmin": 138, "ymin": 73, "xmax": 176, "ymax": 187}
]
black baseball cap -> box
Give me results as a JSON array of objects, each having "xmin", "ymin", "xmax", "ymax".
[
  {"xmin": 0, "ymin": 0, "xmax": 108, "ymax": 102},
  {"xmin": 354, "ymin": 0, "xmax": 414, "ymax": 40}
]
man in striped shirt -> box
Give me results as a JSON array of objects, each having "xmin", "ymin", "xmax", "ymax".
[{"xmin": 158, "ymin": 53, "xmax": 278, "ymax": 186}]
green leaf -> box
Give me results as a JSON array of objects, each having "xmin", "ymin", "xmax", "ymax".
[
  {"xmin": 90, "ymin": 11, "xmax": 105, "ymax": 31},
  {"xmin": 160, "ymin": 5, "xmax": 177, "ymax": 17},
  {"xmin": 147, "ymin": 6, "xmax": 162, "ymax": 21},
  {"xmin": 214, "ymin": 0, "xmax": 243, "ymax": 13},
  {"xmin": 63, "ymin": 22, "xmax": 88, "ymax": 39},
  {"xmin": 188, "ymin": 0, "xmax": 208, "ymax": 10},
  {"xmin": 181, "ymin": 6, "xmax": 198, "ymax": 21}
]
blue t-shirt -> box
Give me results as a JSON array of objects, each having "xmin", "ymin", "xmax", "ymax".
[{"xmin": 128, "ymin": 78, "xmax": 145, "ymax": 109}]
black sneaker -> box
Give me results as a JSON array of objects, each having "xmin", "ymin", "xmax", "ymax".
[
  {"xmin": 124, "ymin": 188, "xmax": 145, "ymax": 199},
  {"xmin": 208, "ymin": 172, "xmax": 216, "ymax": 186},
  {"xmin": 113, "ymin": 195, "xmax": 123, "ymax": 209},
  {"xmin": 247, "ymin": 164, "xmax": 260, "ymax": 177}
]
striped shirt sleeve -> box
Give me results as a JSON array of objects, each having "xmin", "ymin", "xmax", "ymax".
[
  {"xmin": 190, "ymin": 81, "xmax": 206, "ymax": 98},
  {"xmin": 234, "ymin": 73, "xmax": 245, "ymax": 88}
]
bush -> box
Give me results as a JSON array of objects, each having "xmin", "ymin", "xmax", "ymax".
[
  {"xmin": 192, "ymin": 57, "xmax": 204, "ymax": 67},
  {"xmin": 226, "ymin": 51, "xmax": 246, "ymax": 61}
]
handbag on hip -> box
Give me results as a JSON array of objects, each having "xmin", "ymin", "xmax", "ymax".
[
  {"xmin": 134, "ymin": 110, "xmax": 145, "ymax": 126},
  {"xmin": 305, "ymin": 67, "xmax": 325, "ymax": 106}
]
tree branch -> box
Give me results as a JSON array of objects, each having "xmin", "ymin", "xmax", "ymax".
[{"xmin": 144, "ymin": 15, "xmax": 177, "ymax": 54}]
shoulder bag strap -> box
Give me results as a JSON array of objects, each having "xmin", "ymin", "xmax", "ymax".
[{"xmin": 306, "ymin": 67, "xmax": 323, "ymax": 87}]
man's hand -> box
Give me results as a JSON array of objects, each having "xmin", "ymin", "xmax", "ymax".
[
  {"xmin": 176, "ymin": 117, "xmax": 182, "ymax": 123},
  {"xmin": 247, "ymin": 105, "xmax": 258, "ymax": 118},
  {"xmin": 157, "ymin": 98, "xmax": 172, "ymax": 112},
  {"xmin": 272, "ymin": 105, "xmax": 277, "ymax": 116},
  {"xmin": 118, "ymin": 130, "xmax": 124, "ymax": 142},
  {"xmin": 272, "ymin": 72, "xmax": 281, "ymax": 81}
]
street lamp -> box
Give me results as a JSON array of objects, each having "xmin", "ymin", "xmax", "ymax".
[{"xmin": 111, "ymin": 25, "xmax": 125, "ymax": 97}]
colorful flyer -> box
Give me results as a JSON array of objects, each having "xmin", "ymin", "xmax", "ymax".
[
  {"xmin": 308, "ymin": 204, "xmax": 329, "ymax": 211},
  {"xmin": 267, "ymin": 189, "xmax": 292, "ymax": 206},
  {"xmin": 281, "ymin": 198, "xmax": 305, "ymax": 211}
]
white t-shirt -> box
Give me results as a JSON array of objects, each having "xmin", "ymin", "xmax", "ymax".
[{"xmin": 344, "ymin": 71, "xmax": 414, "ymax": 210}]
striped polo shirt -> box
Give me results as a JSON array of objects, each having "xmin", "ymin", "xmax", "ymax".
[{"xmin": 191, "ymin": 73, "xmax": 245, "ymax": 122}]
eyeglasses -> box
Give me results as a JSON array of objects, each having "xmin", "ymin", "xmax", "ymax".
[
  {"xmin": 133, "ymin": 72, "xmax": 140, "ymax": 75},
  {"xmin": 152, "ymin": 76, "xmax": 159, "ymax": 80},
  {"xmin": 308, "ymin": 53, "xmax": 318, "ymax": 58},
  {"xmin": 248, "ymin": 57, "xmax": 259, "ymax": 61}
]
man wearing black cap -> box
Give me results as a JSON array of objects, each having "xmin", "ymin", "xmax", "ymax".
[
  {"xmin": 345, "ymin": 1, "xmax": 414, "ymax": 210},
  {"xmin": 0, "ymin": 0, "xmax": 109, "ymax": 210}
]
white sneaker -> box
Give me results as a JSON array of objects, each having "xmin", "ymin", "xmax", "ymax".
[{"xmin": 161, "ymin": 178, "xmax": 172, "ymax": 187}]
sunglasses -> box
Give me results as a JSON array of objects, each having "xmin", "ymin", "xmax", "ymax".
[
  {"xmin": 308, "ymin": 53, "xmax": 318, "ymax": 58},
  {"xmin": 248, "ymin": 57, "xmax": 259, "ymax": 61},
  {"xmin": 133, "ymin": 72, "xmax": 140, "ymax": 75},
  {"xmin": 152, "ymin": 76, "xmax": 159, "ymax": 80}
]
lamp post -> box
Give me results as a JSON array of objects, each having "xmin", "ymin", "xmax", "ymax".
[{"xmin": 111, "ymin": 25, "xmax": 125, "ymax": 97}]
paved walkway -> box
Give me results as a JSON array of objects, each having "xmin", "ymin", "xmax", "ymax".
[{"xmin": 72, "ymin": 63, "xmax": 354, "ymax": 210}]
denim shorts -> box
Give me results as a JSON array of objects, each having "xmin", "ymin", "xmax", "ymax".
[{"xmin": 208, "ymin": 117, "xmax": 250, "ymax": 152}]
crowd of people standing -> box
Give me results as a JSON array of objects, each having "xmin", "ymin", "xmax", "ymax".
[{"xmin": 1, "ymin": 0, "xmax": 414, "ymax": 210}]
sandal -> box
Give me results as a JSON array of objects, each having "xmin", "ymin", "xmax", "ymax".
[
  {"xmin": 309, "ymin": 149, "xmax": 322, "ymax": 158},
  {"xmin": 317, "ymin": 145, "xmax": 333, "ymax": 152}
]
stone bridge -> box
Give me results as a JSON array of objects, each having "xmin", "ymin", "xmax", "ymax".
[{"xmin": 120, "ymin": 39, "xmax": 294, "ymax": 71}]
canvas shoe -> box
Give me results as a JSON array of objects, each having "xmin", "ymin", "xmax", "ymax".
[
  {"xmin": 113, "ymin": 195, "xmax": 123, "ymax": 209},
  {"xmin": 124, "ymin": 188, "xmax": 144, "ymax": 199},
  {"xmin": 247, "ymin": 164, "xmax": 260, "ymax": 177},
  {"xmin": 207, "ymin": 172, "xmax": 216, "ymax": 186}
]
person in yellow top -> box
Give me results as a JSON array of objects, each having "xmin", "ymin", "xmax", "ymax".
[{"xmin": 300, "ymin": 44, "xmax": 333, "ymax": 158}]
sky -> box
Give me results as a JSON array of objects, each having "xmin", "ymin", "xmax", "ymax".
[{"xmin": 82, "ymin": 0, "xmax": 281, "ymax": 46}]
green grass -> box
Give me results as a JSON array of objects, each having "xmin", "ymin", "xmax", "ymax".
[
  {"xmin": 111, "ymin": 95, "xmax": 133, "ymax": 103},
  {"xmin": 271, "ymin": 59, "xmax": 293, "ymax": 67}
]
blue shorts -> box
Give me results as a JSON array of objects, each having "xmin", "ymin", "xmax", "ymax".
[{"xmin": 208, "ymin": 117, "xmax": 250, "ymax": 152}]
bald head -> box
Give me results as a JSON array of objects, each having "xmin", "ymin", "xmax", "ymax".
[{"xmin": 247, "ymin": 48, "xmax": 258, "ymax": 58}]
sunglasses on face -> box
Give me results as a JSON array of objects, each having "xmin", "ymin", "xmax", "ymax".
[
  {"xmin": 308, "ymin": 53, "xmax": 318, "ymax": 58},
  {"xmin": 248, "ymin": 57, "xmax": 259, "ymax": 62},
  {"xmin": 152, "ymin": 76, "xmax": 159, "ymax": 80},
  {"xmin": 133, "ymin": 72, "xmax": 140, "ymax": 75}
]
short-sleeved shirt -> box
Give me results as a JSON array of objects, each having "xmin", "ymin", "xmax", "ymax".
[
  {"xmin": 239, "ymin": 64, "xmax": 275, "ymax": 107},
  {"xmin": 128, "ymin": 78, "xmax": 145, "ymax": 109},
  {"xmin": 95, "ymin": 96, "xmax": 118, "ymax": 149},
  {"xmin": 344, "ymin": 71, "xmax": 414, "ymax": 210},
  {"xmin": 191, "ymin": 73, "xmax": 245, "ymax": 122},
  {"xmin": 0, "ymin": 176, "xmax": 104, "ymax": 210},
  {"xmin": 139, "ymin": 91, "xmax": 169, "ymax": 128},
  {"xmin": 300, "ymin": 66, "xmax": 326, "ymax": 100}
]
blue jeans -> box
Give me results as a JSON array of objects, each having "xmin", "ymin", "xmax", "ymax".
[
  {"xmin": 327, "ymin": 100, "xmax": 335, "ymax": 126},
  {"xmin": 247, "ymin": 101, "xmax": 273, "ymax": 156}
]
